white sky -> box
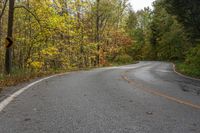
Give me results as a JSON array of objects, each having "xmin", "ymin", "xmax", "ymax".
[{"xmin": 129, "ymin": 0, "xmax": 155, "ymax": 11}]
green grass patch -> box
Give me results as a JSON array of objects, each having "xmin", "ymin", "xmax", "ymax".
[{"xmin": 175, "ymin": 62, "xmax": 200, "ymax": 79}]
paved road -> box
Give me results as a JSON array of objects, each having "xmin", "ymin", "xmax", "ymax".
[{"xmin": 0, "ymin": 61, "xmax": 200, "ymax": 133}]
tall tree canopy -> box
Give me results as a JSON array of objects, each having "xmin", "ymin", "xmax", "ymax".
[{"xmin": 163, "ymin": 0, "xmax": 200, "ymax": 43}]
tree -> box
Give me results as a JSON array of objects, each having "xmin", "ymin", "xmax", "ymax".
[
  {"xmin": 0, "ymin": 0, "xmax": 132, "ymax": 75},
  {"xmin": 125, "ymin": 7, "xmax": 152, "ymax": 60},
  {"xmin": 0, "ymin": 0, "xmax": 8, "ymax": 48},
  {"xmin": 95, "ymin": 0, "xmax": 100, "ymax": 66},
  {"xmin": 149, "ymin": 0, "xmax": 188, "ymax": 60},
  {"xmin": 163, "ymin": 0, "xmax": 200, "ymax": 44},
  {"xmin": 0, "ymin": 0, "xmax": 8, "ymax": 20},
  {"xmin": 5, "ymin": 0, "xmax": 15, "ymax": 74},
  {"xmin": 163, "ymin": 0, "xmax": 200, "ymax": 68}
]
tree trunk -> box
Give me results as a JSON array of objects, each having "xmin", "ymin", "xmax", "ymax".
[
  {"xmin": 0, "ymin": 0, "xmax": 3, "ymax": 46},
  {"xmin": 5, "ymin": 0, "xmax": 15, "ymax": 74},
  {"xmin": 96, "ymin": 0, "xmax": 100, "ymax": 66}
]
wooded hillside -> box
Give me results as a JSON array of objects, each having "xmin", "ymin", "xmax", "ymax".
[{"xmin": 0, "ymin": 0, "xmax": 199, "ymax": 81}]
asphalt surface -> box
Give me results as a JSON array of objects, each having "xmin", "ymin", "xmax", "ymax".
[{"xmin": 0, "ymin": 61, "xmax": 200, "ymax": 133}]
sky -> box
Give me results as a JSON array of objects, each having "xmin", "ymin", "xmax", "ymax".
[{"xmin": 129, "ymin": 0, "xmax": 155, "ymax": 11}]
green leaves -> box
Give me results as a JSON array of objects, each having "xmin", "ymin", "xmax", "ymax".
[{"xmin": 163, "ymin": 0, "xmax": 200, "ymax": 43}]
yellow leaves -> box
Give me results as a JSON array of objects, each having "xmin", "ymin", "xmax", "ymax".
[
  {"xmin": 41, "ymin": 46, "xmax": 59, "ymax": 59},
  {"xmin": 27, "ymin": 46, "xmax": 59, "ymax": 70},
  {"xmin": 8, "ymin": 0, "xmax": 135, "ymax": 72},
  {"xmin": 50, "ymin": 16, "xmax": 64, "ymax": 28},
  {"xmin": 30, "ymin": 61, "xmax": 44, "ymax": 70}
]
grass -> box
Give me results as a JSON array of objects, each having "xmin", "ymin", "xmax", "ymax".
[{"xmin": 175, "ymin": 62, "xmax": 200, "ymax": 79}]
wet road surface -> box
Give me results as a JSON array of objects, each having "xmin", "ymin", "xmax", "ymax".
[{"xmin": 0, "ymin": 61, "xmax": 200, "ymax": 133}]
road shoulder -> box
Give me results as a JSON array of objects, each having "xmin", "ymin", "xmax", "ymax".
[{"xmin": 172, "ymin": 63, "xmax": 200, "ymax": 81}]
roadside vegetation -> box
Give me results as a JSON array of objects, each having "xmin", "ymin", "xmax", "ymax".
[
  {"xmin": 176, "ymin": 63, "xmax": 200, "ymax": 79},
  {"xmin": 0, "ymin": 0, "xmax": 199, "ymax": 88}
]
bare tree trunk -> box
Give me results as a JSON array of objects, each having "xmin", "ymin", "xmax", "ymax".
[
  {"xmin": 76, "ymin": 0, "xmax": 84, "ymax": 68},
  {"xmin": 0, "ymin": 0, "xmax": 4, "ymax": 46},
  {"xmin": 5, "ymin": 0, "xmax": 15, "ymax": 74},
  {"xmin": 0, "ymin": 18, "xmax": 2, "ymax": 46},
  {"xmin": 96, "ymin": 0, "xmax": 100, "ymax": 66}
]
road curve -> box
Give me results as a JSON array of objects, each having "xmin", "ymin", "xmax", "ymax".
[{"xmin": 0, "ymin": 61, "xmax": 200, "ymax": 133}]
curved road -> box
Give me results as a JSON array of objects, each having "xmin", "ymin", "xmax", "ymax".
[{"xmin": 0, "ymin": 61, "xmax": 200, "ymax": 133}]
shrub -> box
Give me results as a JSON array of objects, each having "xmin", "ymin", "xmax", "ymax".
[
  {"xmin": 114, "ymin": 54, "xmax": 133, "ymax": 64},
  {"xmin": 185, "ymin": 45, "xmax": 200, "ymax": 67}
]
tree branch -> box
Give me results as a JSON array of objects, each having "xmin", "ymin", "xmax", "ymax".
[
  {"xmin": 14, "ymin": 5, "xmax": 42, "ymax": 27},
  {"xmin": 0, "ymin": 0, "xmax": 8, "ymax": 20}
]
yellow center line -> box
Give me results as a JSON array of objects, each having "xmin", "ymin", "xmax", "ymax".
[{"xmin": 121, "ymin": 72, "xmax": 200, "ymax": 110}]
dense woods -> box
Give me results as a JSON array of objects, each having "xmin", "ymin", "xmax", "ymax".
[
  {"xmin": 0, "ymin": 0, "xmax": 200, "ymax": 80},
  {"xmin": 0, "ymin": 0, "xmax": 133, "ymax": 77}
]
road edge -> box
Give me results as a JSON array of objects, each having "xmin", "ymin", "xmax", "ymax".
[
  {"xmin": 172, "ymin": 63, "xmax": 200, "ymax": 81},
  {"xmin": 0, "ymin": 72, "xmax": 68, "ymax": 112}
]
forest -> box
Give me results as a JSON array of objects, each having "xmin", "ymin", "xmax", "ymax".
[{"xmin": 0, "ymin": 0, "xmax": 200, "ymax": 86}]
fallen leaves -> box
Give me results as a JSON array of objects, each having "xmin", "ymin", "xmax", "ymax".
[{"xmin": 0, "ymin": 71, "xmax": 61, "ymax": 89}]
